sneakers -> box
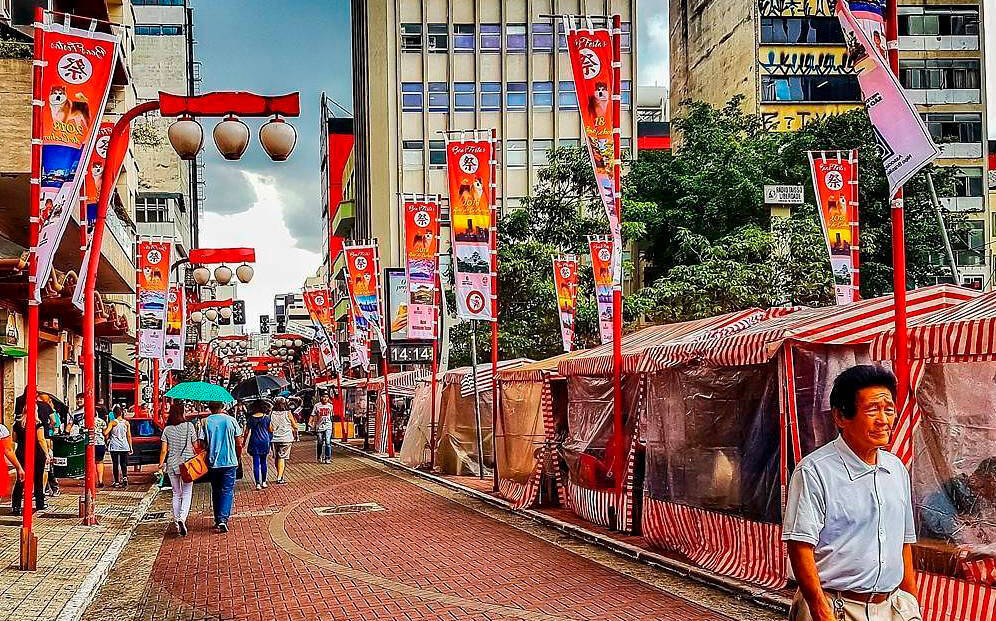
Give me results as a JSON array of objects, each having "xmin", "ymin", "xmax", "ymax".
[
  {"xmin": 255, "ymin": 484, "xmax": 262, "ymax": 490},
  {"xmin": 178, "ymin": 521, "xmax": 188, "ymax": 537},
  {"xmin": 121, "ymin": 479, "xmax": 128, "ymax": 489},
  {"xmin": 261, "ymin": 482, "xmax": 268, "ymax": 489},
  {"xmin": 111, "ymin": 482, "xmax": 120, "ymax": 488},
  {"xmin": 276, "ymin": 478, "xmax": 288, "ymax": 485},
  {"xmin": 217, "ymin": 522, "xmax": 228, "ymax": 533}
]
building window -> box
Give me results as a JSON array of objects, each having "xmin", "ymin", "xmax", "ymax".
[
  {"xmin": 953, "ymin": 220, "xmax": 984, "ymax": 267},
  {"xmin": 621, "ymin": 80, "xmax": 632, "ymax": 108},
  {"xmin": 923, "ymin": 113, "xmax": 982, "ymax": 143},
  {"xmin": 136, "ymin": 196, "xmax": 170, "ymax": 223},
  {"xmin": 132, "ymin": 0, "xmax": 186, "ymax": 5},
  {"xmin": 621, "ymin": 137, "xmax": 632, "ymax": 157},
  {"xmin": 481, "ymin": 23, "xmax": 501, "ymax": 52},
  {"xmin": 135, "ymin": 25, "xmax": 183, "ymax": 35},
  {"xmin": 761, "ymin": 76, "xmax": 861, "ymax": 102},
  {"xmin": 401, "ymin": 23, "xmax": 422, "ymax": 52},
  {"xmin": 621, "ymin": 22, "xmax": 632, "ymax": 51},
  {"xmin": 481, "ymin": 82, "xmax": 501, "ymax": 111},
  {"xmin": 559, "ymin": 138, "xmax": 580, "ymax": 148},
  {"xmin": 901, "ymin": 59, "xmax": 981, "ymax": 90},
  {"xmin": 401, "ymin": 82, "xmax": 423, "ymax": 111},
  {"xmin": 532, "ymin": 81, "xmax": 553, "ymax": 109},
  {"xmin": 953, "ymin": 167, "xmax": 984, "ymax": 197},
  {"xmin": 532, "ymin": 139, "xmax": 554, "ymax": 166},
  {"xmin": 506, "ymin": 197, "xmax": 526, "ymax": 210},
  {"xmin": 532, "ymin": 23, "xmax": 554, "ymax": 51},
  {"xmin": 506, "ymin": 82, "xmax": 527, "ymax": 111},
  {"xmin": 556, "ymin": 22, "xmax": 568, "ymax": 50},
  {"xmin": 558, "ymin": 81, "xmax": 577, "ymax": 110},
  {"xmin": 427, "ymin": 23, "xmax": 448, "ymax": 53},
  {"xmin": 506, "ymin": 140, "xmax": 527, "ymax": 167},
  {"xmin": 428, "ymin": 140, "xmax": 446, "ymax": 168},
  {"xmin": 453, "ymin": 24, "xmax": 475, "ymax": 52},
  {"xmin": 427, "ymin": 82, "xmax": 448, "ymax": 112},
  {"xmin": 402, "ymin": 140, "xmax": 423, "ymax": 169},
  {"xmin": 507, "ymin": 24, "xmax": 527, "ymax": 53},
  {"xmin": 454, "ymin": 82, "xmax": 475, "ymax": 112},
  {"xmin": 900, "ymin": 9, "xmax": 979, "ymax": 36},
  {"xmin": 760, "ymin": 17, "xmax": 845, "ymax": 44}
]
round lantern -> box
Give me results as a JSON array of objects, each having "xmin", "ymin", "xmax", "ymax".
[
  {"xmin": 213, "ymin": 114, "xmax": 250, "ymax": 160},
  {"xmin": 192, "ymin": 266, "xmax": 211, "ymax": 285},
  {"xmin": 259, "ymin": 116, "xmax": 298, "ymax": 161},
  {"xmin": 168, "ymin": 116, "xmax": 203, "ymax": 160},
  {"xmin": 204, "ymin": 309, "xmax": 218, "ymax": 322},
  {"xmin": 214, "ymin": 265, "xmax": 233, "ymax": 285},
  {"xmin": 236, "ymin": 264, "xmax": 254, "ymax": 283}
]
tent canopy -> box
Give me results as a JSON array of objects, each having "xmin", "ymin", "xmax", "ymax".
[
  {"xmin": 498, "ymin": 350, "xmax": 586, "ymax": 382},
  {"xmin": 454, "ymin": 358, "xmax": 531, "ymax": 396}
]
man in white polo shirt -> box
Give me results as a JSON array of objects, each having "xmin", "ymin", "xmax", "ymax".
[{"xmin": 783, "ymin": 365, "xmax": 922, "ymax": 621}]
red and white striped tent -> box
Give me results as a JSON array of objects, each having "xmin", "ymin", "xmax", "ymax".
[
  {"xmin": 634, "ymin": 285, "xmax": 977, "ymax": 592},
  {"xmin": 870, "ymin": 291, "xmax": 996, "ymax": 621}
]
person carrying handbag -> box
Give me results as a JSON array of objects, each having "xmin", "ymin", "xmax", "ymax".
[
  {"xmin": 104, "ymin": 405, "xmax": 132, "ymax": 488},
  {"xmin": 158, "ymin": 402, "xmax": 198, "ymax": 536}
]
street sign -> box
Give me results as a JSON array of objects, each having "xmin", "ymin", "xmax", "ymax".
[
  {"xmin": 763, "ymin": 184, "xmax": 805, "ymax": 205},
  {"xmin": 387, "ymin": 342, "xmax": 433, "ymax": 365}
]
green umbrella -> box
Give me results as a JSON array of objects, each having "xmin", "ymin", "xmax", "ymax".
[{"xmin": 164, "ymin": 381, "xmax": 235, "ymax": 403}]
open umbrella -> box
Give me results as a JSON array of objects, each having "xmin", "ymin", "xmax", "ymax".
[
  {"xmin": 164, "ymin": 381, "xmax": 234, "ymax": 403},
  {"xmin": 230, "ymin": 374, "xmax": 289, "ymax": 401}
]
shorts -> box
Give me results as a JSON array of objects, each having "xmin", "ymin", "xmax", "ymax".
[
  {"xmin": 95, "ymin": 445, "xmax": 106, "ymax": 462},
  {"xmin": 272, "ymin": 442, "xmax": 292, "ymax": 459}
]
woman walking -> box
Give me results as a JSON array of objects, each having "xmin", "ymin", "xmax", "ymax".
[
  {"xmin": 270, "ymin": 397, "xmax": 299, "ymax": 484},
  {"xmin": 157, "ymin": 402, "xmax": 197, "ymax": 536},
  {"xmin": 243, "ymin": 400, "xmax": 273, "ymax": 489},
  {"xmin": 94, "ymin": 408, "xmax": 107, "ymax": 488},
  {"xmin": 313, "ymin": 392, "xmax": 335, "ymax": 464},
  {"xmin": 103, "ymin": 405, "xmax": 132, "ymax": 488}
]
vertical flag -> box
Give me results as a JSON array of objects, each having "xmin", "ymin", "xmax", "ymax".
[
  {"xmin": 809, "ymin": 151, "xmax": 860, "ymax": 305},
  {"xmin": 837, "ymin": 2, "xmax": 937, "ymax": 195},
  {"xmin": 136, "ymin": 238, "xmax": 171, "ymax": 358},
  {"xmin": 71, "ymin": 121, "xmax": 117, "ymax": 309},
  {"xmin": 163, "ymin": 284, "xmax": 185, "ymax": 370},
  {"xmin": 565, "ymin": 17, "xmax": 621, "ymax": 282},
  {"xmin": 552, "ymin": 255, "xmax": 579, "ymax": 352},
  {"xmin": 846, "ymin": 0, "xmax": 887, "ymax": 46},
  {"xmin": 344, "ymin": 244, "xmax": 386, "ymax": 348},
  {"xmin": 347, "ymin": 300, "xmax": 370, "ymax": 371},
  {"xmin": 445, "ymin": 137, "xmax": 495, "ymax": 321},
  {"xmin": 36, "ymin": 23, "xmax": 119, "ymax": 301},
  {"xmin": 589, "ymin": 237, "xmax": 614, "ymax": 344},
  {"xmin": 403, "ymin": 197, "xmax": 440, "ymax": 339},
  {"xmin": 302, "ymin": 286, "xmax": 340, "ymax": 371}
]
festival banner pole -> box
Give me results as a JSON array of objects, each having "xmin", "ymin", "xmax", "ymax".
[
  {"xmin": 489, "ymin": 128, "xmax": 499, "ymax": 493},
  {"xmin": 611, "ymin": 13, "xmax": 624, "ymax": 497},
  {"xmin": 374, "ymin": 241, "xmax": 394, "ymax": 458},
  {"xmin": 470, "ymin": 319, "xmax": 484, "ymax": 479}
]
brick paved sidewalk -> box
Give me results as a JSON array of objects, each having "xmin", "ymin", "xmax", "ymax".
[
  {"xmin": 0, "ymin": 467, "xmax": 160, "ymax": 621},
  {"xmin": 85, "ymin": 438, "xmax": 780, "ymax": 621}
]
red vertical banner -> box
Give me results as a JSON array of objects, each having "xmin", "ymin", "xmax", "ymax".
[
  {"xmin": 808, "ymin": 150, "xmax": 860, "ymax": 305},
  {"xmin": 565, "ymin": 17, "xmax": 620, "ymax": 282},
  {"xmin": 344, "ymin": 244, "xmax": 385, "ymax": 346},
  {"xmin": 302, "ymin": 286, "xmax": 339, "ymax": 370},
  {"xmin": 403, "ymin": 197, "xmax": 440, "ymax": 339},
  {"xmin": 163, "ymin": 285, "xmax": 185, "ymax": 370},
  {"xmin": 589, "ymin": 237, "xmax": 614, "ymax": 344},
  {"xmin": 446, "ymin": 136, "xmax": 495, "ymax": 321},
  {"xmin": 72, "ymin": 121, "xmax": 119, "ymax": 309},
  {"xmin": 552, "ymin": 255, "xmax": 579, "ymax": 352},
  {"xmin": 136, "ymin": 238, "xmax": 171, "ymax": 359}
]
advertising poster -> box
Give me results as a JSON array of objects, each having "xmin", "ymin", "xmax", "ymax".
[
  {"xmin": 809, "ymin": 150, "xmax": 860, "ymax": 305},
  {"xmin": 846, "ymin": 0, "xmax": 886, "ymax": 46},
  {"xmin": 302, "ymin": 287, "xmax": 339, "ymax": 371},
  {"xmin": 552, "ymin": 256, "xmax": 579, "ymax": 352},
  {"xmin": 837, "ymin": 1, "xmax": 938, "ymax": 195},
  {"xmin": 71, "ymin": 121, "xmax": 117, "ymax": 309},
  {"xmin": 403, "ymin": 198, "xmax": 440, "ymax": 339},
  {"xmin": 344, "ymin": 244, "xmax": 385, "ymax": 348},
  {"xmin": 565, "ymin": 18, "xmax": 620, "ymax": 282},
  {"xmin": 35, "ymin": 23, "xmax": 119, "ymax": 302},
  {"xmin": 163, "ymin": 285, "xmax": 185, "ymax": 370},
  {"xmin": 446, "ymin": 139, "xmax": 495, "ymax": 321},
  {"xmin": 589, "ymin": 237, "xmax": 614, "ymax": 345},
  {"xmin": 136, "ymin": 239, "xmax": 171, "ymax": 359},
  {"xmin": 385, "ymin": 268, "xmax": 409, "ymax": 342}
]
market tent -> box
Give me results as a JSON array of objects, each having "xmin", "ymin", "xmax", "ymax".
[
  {"xmin": 495, "ymin": 350, "xmax": 585, "ymax": 509},
  {"xmin": 331, "ymin": 368, "xmax": 432, "ymax": 451},
  {"xmin": 636, "ymin": 285, "xmax": 977, "ymax": 591}
]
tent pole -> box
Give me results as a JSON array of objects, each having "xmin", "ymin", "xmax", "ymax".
[{"xmin": 470, "ymin": 320, "xmax": 485, "ymax": 479}]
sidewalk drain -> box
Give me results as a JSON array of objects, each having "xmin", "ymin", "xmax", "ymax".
[
  {"xmin": 312, "ymin": 502, "xmax": 385, "ymax": 516},
  {"xmin": 141, "ymin": 511, "xmax": 169, "ymax": 522}
]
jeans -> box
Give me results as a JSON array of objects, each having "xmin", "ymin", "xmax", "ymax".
[
  {"xmin": 167, "ymin": 471, "xmax": 193, "ymax": 522},
  {"xmin": 208, "ymin": 466, "xmax": 237, "ymax": 525},
  {"xmin": 317, "ymin": 428, "xmax": 333, "ymax": 460},
  {"xmin": 11, "ymin": 458, "xmax": 46, "ymax": 512},
  {"xmin": 110, "ymin": 451, "xmax": 129, "ymax": 483},
  {"xmin": 251, "ymin": 454, "xmax": 267, "ymax": 485}
]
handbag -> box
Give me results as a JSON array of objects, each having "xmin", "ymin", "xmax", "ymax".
[{"xmin": 180, "ymin": 450, "xmax": 208, "ymax": 483}]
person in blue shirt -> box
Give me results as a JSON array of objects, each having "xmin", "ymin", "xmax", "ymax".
[
  {"xmin": 920, "ymin": 457, "xmax": 996, "ymax": 543},
  {"xmin": 196, "ymin": 401, "xmax": 243, "ymax": 533}
]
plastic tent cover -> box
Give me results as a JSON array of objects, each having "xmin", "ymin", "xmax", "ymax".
[
  {"xmin": 497, "ymin": 379, "xmax": 545, "ymax": 484},
  {"xmin": 641, "ymin": 362, "xmax": 781, "ymax": 523},
  {"xmin": 435, "ymin": 375, "xmax": 494, "ymax": 476},
  {"xmin": 399, "ymin": 382, "xmax": 437, "ymax": 468},
  {"xmin": 562, "ymin": 374, "xmax": 642, "ymax": 491},
  {"xmin": 911, "ymin": 362, "xmax": 996, "ymax": 586}
]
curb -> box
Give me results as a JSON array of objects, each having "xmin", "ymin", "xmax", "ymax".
[
  {"xmin": 335, "ymin": 441, "xmax": 790, "ymax": 614},
  {"xmin": 56, "ymin": 484, "xmax": 161, "ymax": 621}
]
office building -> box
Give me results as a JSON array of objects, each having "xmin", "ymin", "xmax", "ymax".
[{"xmin": 670, "ymin": 0, "xmax": 989, "ymax": 288}]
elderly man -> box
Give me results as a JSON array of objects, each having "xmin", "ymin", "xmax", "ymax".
[{"xmin": 783, "ymin": 365, "xmax": 922, "ymax": 621}]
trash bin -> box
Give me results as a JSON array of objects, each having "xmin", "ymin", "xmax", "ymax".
[{"xmin": 52, "ymin": 433, "xmax": 86, "ymax": 478}]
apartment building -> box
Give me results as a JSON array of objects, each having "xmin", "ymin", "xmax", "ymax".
[
  {"xmin": 350, "ymin": 0, "xmax": 638, "ymax": 269},
  {"xmin": 670, "ymin": 0, "xmax": 989, "ymax": 288},
  {"xmin": 0, "ymin": 0, "xmax": 140, "ymax": 418}
]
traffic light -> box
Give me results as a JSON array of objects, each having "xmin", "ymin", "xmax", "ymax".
[
  {"xmin": 232, "ymin": 300, "xmax": 246, "ymax": 325},
  {"xmin": 259, "ymin": 315, "xmax": 270, "ymax": 334}
]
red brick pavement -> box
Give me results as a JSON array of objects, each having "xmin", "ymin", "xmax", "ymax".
[{"xmin": 121, "ymin": 440, "xmax": 744, "ymax": 621}]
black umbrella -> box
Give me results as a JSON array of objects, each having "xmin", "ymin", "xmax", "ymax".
[{"xmin": 230, "ymin": 375, "xmax": 290, "ymax": 401}]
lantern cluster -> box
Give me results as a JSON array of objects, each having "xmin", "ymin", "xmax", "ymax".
[
  {"xmin": 191, "ymin": 264, "xmax": 254, "ymax": 287},
  {"xmin": 168, "ymin": 114, "xmax": 297, "ymax": 162},
  {"xmin": 268, "ymin": 337, "xmax": 304, "ymax": 362}
]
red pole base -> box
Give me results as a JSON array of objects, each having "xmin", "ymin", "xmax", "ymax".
[{"xmin": 19, "ymin": 528, "xmax": 37, "ymax": 571}]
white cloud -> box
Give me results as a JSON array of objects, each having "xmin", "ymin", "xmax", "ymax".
[
  {"xmin": 637, "ymin": 0, "xmax": 669, "ymax": 87},
  {"xmin": 199, "ymin": 171, "xmax": 322, "ymax": 331}
]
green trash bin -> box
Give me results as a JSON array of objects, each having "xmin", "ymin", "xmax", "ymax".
[{"xmin": 52, "ymin": 433, "xmax": 86, "ymax": 479}]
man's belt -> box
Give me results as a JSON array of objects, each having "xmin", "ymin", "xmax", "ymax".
[{"xmin": 829, "ymin": 588, "xmax": 896, "ymax": 605}]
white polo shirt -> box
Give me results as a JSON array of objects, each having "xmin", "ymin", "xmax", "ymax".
[{"xmin": 782, "ymin": 436, "xmax": 916, "ymax": 593}]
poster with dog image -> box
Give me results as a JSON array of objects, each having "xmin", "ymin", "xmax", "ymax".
[
  {"xmin": 403, "ymin": 198, "xmax": 440, "ymax": 340},
  {"xmin": 446, "ymin": 138, "xmax": 495, "ymax": 322},
  {"xmin": 552, "ymin": 255, "xmax": 579, "ymax": 352},
  {"xmin": 35, "ymin": 23, "xmax": 119, "ymax": 302},
  {"xmin": 71, "ymin": 121, "xmax": 119, "ymax": 309},
  {"xmin": 136, "ymin": 238, "xmax": 171, "ymax": 359},
  {"xmin": 344, "ymin": 244, "xmax": 386, "ymax": 349},
  {"xmin": 589, "ymin": 237, "xmax": 614, "ymax": 345}
]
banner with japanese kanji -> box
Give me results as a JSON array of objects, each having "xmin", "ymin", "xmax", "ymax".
[
  {"xmin": 136, "ymin": 238, "xmax": 171, "ymax": 359},
  {"xmin": 163, "ymin": 284, "xmax": 185, "ymax": 370},
  {"xmin": 35, "ymin": 22, "xmax": 119, "ymax": 302},
  {"xmin": 809, "ymin": 150, "xmax": 860, "ymax": 305},
  {"xmin": 404, "ymin": 198, "xmax": 440, "ymax": 339},
  {"xmin": 566, "ymin": 18, "xmax": 620, "ymax": 283},
  {"xmin": 446, "ymin": 139, "xmax": 495, "ymax": 322},
  {"xmin": 71, "ymin": 121, "xmax": 117, "ymax": 309},
  {"xmin": 344, "ymin": 244, "xmax": 385, "ymax": 348},
  {"xmin": 589, "ymin": 237, "xmax": 614, "ymax": 344},
  {"xmin": 302, "ymin": 287, "xmax": 339, "ymax": 371},
  {"xmin": 552, "ymin": 255, "xmax": 579, "ymax": 352}
]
